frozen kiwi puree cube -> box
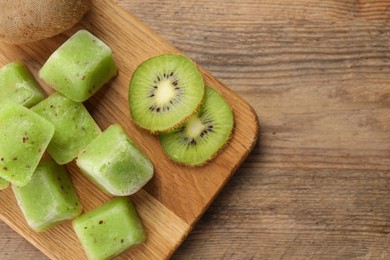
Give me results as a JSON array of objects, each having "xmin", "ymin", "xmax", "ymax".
[
  {"xmin": 0, "ymin": 61, "xmax": 46, "ymax": 107},
  {"xmin": 13, "ymin": 159, "xmax": 82, "ymax": 232},
  {"xmin": 73, "ymin": 198, "xmax": 146, "ymax": 260},
  {"xmin": 77, "ymin": 124, "xmax": 153, "ymax": 196},
  {"xmin": 0, "ymin": 178, "xmax": 9, "ymax": 190},
  {"xmin": 39, "ymin": 30, "xmax": 118, "ymax": 102},
  {"xmin": 0, "ymin": 104, "xmax": 54, "ymax": 186},
  {"xmin": 32, "ymin": 92, "xmax": 101, "ymax": 164}
]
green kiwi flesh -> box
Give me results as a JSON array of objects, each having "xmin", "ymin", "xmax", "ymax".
[
  {"xmin": 129, "ymin": 54, "xmax": 204, "ymax": 133},
  {"xmin": 160, "ymin": 86, "xmax": 234, "ymax": 166}
]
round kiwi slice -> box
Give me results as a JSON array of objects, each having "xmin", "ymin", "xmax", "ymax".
[
  {"xmin": 129, "ymin": 54, "xmax": 204, "ymax": 133},
  {"xmin": 160, "ymin": 86, "xmax": 234, "ymax": 166}
]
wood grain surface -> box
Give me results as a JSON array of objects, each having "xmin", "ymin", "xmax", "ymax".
[{"xmin": 2, "ymin": 0, "xmax": 390, "ymax": 259}]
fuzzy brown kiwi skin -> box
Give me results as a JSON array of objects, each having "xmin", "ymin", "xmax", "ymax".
[
  {"xmin": 128, "ymin": 53, "xmax": 205, "ymax": 135},
  {"xmin": 160, "ymin": 104, "xmax": 235, "ymax": 167},
  {"xmin": 0, "ymin": 0, "xmax": 91, "ymax": 44}
]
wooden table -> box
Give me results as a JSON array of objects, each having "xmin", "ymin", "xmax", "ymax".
[{"xmin": 1, "ymin": 0, "xmax": 390, "ymax": 259}]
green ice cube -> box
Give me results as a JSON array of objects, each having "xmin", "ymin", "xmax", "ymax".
[
  {"xmin": 0, "ymin": 104, "xmax": 54, "ymax": 186},
  {"xmin": 76, "ymin": 124, "xmax": 153, "ymax": 196},
  {"xmin": 13, "ymin": 159, "xmax": 82, "ymax": 232},
  {"xmin": 73, "ymin": 197, "xmax": 146, "ymax": 260},
  {"xmin": 32, "ymin": 92, "xmax": 101, "ymax": 164},
  {"xmin": 0, "ymin": 61, "xmax": 46, "ymax": 108},
  {"xmin": 0, "ymin": 177, "xmax": 9, "ymax": 190},
  {"xmin": 39, "ymin": 30, "xmax": 118, "ymax": 102}
]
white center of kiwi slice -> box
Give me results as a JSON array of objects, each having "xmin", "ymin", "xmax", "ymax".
[
  {"xmin": 185, "ymin": 116, "xmax": 206, "ymax": 138},
  {"xmin": 155, "ymin": 79, "xmax": 176, "ymax": 106},
  {"xmin": 147, "ymin": 72, "xmax": 182, "ymax": 113}
]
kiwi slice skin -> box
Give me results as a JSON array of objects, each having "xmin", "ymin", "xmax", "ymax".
[
  {"xmin": 129, "ymin": 54, "xmax": 205, "ymax": 134},
  {"xmin": 160, "ymin": 86, "xmax": 234, "ymax": 166}
]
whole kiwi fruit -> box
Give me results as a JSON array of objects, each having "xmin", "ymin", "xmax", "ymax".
[{"xmin": 0, "ymin": 0, "xmax": 91, "ymax": 44}]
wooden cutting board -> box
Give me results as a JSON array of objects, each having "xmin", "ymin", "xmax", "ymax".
[{"xmin": 0, "ymin": 0, "xmax": 259, "ymax": 259}]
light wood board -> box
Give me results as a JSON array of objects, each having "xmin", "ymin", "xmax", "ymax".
[{"xmin": 0, "ymin": 0, "xmax": 259, "ymax": 259}]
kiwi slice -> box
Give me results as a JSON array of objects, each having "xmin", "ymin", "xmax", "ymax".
[
  {"xmin": 129, "ymin": 54, "xmax": 204, "ymax": 133},
  {"xmin": 160, "ymin": 86, "xmax": 234, "ymax": 166}
]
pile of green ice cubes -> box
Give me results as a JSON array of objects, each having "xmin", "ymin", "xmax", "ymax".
[{"xmin": 0, "ymin": 30, "xmax": 153, "ymax": 260}]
